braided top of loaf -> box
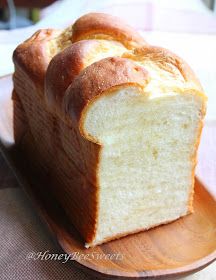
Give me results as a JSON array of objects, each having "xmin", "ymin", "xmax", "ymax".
[{"xmin": 13, "ymin": 12, "xmax": 206, "ymax": 135}]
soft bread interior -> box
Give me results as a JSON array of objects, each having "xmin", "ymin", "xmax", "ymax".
[{"xmin": 83, "ymin": 87, "xmax": 203, "ymax": 246}]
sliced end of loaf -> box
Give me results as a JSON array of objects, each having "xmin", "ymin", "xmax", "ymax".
[{"xmin": 83, "ymin": 87, "xmax": 204, "ymax": 247}]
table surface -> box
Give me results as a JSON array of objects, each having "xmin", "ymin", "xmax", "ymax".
[{"xmin": 0, "ymin": 75, "xmax": 216, "ymax": 279}]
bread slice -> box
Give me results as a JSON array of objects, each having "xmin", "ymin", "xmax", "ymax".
[{"xmin": 12, "ymin": 13, "xmax": 207, "ymax": 247}]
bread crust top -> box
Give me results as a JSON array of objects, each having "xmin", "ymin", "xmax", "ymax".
[
  {"xmin": 123, "ymin": 46, "xmax": 202, "ymax": 90},
  {"xmin": 13, "ymin": 12, "xmax": 206, "ymax": 131},
  {"xmin": 13, "ymin": 29, "xmax": 60, "ymax": 93},
  {"xmin": 45, "ymin": 40, "xmax": 102, "ymax": 114},
  {"xmin": 71, "ymin": 12, "xmax": 146, "ymax": 49}
]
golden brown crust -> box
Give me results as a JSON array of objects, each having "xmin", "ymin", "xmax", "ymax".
[
  {"xmin": 72, "ymin": 13, "xmax": 146, "ymax": 49},
  {"xmin": 13, "ymin": 62, "xmax": 100, "ymax": 245},
  {"xmin": 123, "ymin": 46, "xmax": 203, "ymax": 92},
  {"xmin": 54, "ymin": 123, "xmax": 100, "ymax": 244},
  {"xmin": 45, "ymin": 40, "xmax": 104, "ymax": 116},
  {"xmin": 13, "ymin": 29, "xmax": 60, "ymax": 94},
  {"xmin": 63, "ymin": 56, "xmax": 149, "ymax": 135}
]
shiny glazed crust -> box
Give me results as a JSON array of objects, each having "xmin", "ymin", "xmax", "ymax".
[{"xmin": 12, "ymin": 12, "xmax": 207, "ymax": 246}]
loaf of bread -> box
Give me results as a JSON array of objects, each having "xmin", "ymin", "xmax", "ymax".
[{"xmin": 13, "ymin": 13, "xmax": 207, "ymax": 247}]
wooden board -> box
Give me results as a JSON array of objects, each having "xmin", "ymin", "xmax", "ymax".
[{"xmin": 0, "ymin": 75, "xmax": 216, "ymax": 279}]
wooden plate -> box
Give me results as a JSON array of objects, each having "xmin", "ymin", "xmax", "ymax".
[{"xmin": 0, "ymin": 75, "xmax": 216, "ymax": 279}]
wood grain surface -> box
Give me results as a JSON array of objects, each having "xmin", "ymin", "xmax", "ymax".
[{"xmin": 0, "ymin": 75, "xmax": 216, "ymax": 279}]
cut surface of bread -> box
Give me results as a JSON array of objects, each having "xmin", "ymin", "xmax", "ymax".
[
  {"xmin": 84, "ymin": 88, "xmax": 203, "ymax": 246},
  {"xmin": 12, "ymin": 12, "xmax": 207, "ymax": 248}
]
